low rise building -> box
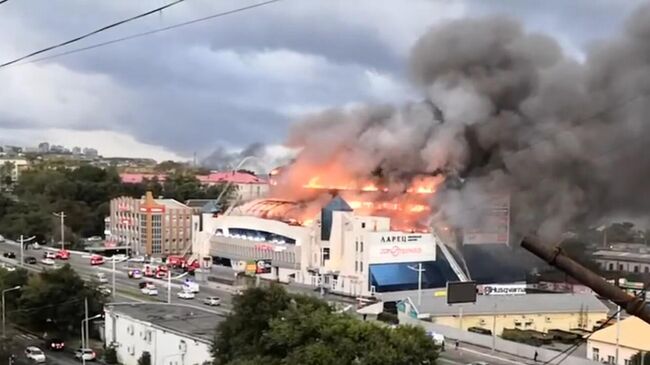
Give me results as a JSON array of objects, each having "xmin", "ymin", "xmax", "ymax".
[
  {"xmin": 588, "ymin": 316, "xmax": 650, "ymax": 365},
  {"xmin": 0, "ymin": 157, "xmax": 29, "ymax": 182},
  {"xmin": 399, "ymin": 293, "xmax": 609, "ymax": 336},
  {"xmin": 108, "ymin": 192, "xmax": 193, "ymax": 256},
  {"xmin": 594, "ymin": 249, "xmax": 650, "ymax": 274},
  {"xmin": 104, "ymin": 303, "xmax": 224, "ymax": 365}
]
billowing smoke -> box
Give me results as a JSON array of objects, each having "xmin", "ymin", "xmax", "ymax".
[
  {"xmin": 282, "ymin": 4, "xmax": 650, "ymax": 241},
  {"xmin": 201, "ymin": 142, "xmax": 294, "ymax": 174}
]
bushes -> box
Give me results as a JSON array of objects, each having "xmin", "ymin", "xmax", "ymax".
[{"xmin": 377, "ymin": 311, "xmax": 399, "ymax": 325}]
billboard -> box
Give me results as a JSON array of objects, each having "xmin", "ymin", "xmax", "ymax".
[
  {"xmin": 366, "ymin": 232, "xmax": 436, "ymax": 264},
  {"xmin": 463, "ymin": 194, "xmax": 510, "ymax": 245},
  {"xmin": 478, "ymin": 284, "xmax": 526, "ymax": 296},
  {"xmin": 447, "ymin": 281, "xmax": 477, "ymax": 304},
  {"xmin": 256, "ymin": 259, "xmax": 272, "ymax": 274}
]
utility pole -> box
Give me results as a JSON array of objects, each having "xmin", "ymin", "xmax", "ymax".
[
  {"xmin": 616, "ymin": 306, "xmax": 621, "ymax": 365},
  {"xmin": 407, "ymin": 262, "xmax": 426, "ymax": 306},
  {"xmin": 84, "ymin": 297, "xmax": 89, "ymax": 354},
  {"xmin": 19, "ymin": 235, "xmax": 35, "ymax": 268},
  {"xmin": 492, "ymin": 303, "xmax": 497, "ymax": 351},
  {"xmin": 53, "ymin": 211, "xmax": 66, "ymax": 250}
]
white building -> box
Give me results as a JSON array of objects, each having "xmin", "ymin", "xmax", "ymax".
[
  {"xmin": 587, "ymin": 316, "xmax": 650, "ymax": 365},
  {"xmin": 104, "ymin": 303, "xmax": 224, "ymax": 365},
  {"xmin": 0, "ymin": 157, "xmax": 29, "ymax": 182},
  {"xmin": 195, "ymin": 197, "xmax": 458, "ymax": 298}
]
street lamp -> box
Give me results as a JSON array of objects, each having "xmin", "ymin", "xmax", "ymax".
[
  {"xmin": 110, "ymin": 257, "xmax": 129, "ymax": 299},
  {"xmin": 2, "ymin": 285, "xmax": 21, "ymax": 338},
  {"xmin": 52, "ymin": 211, "xmax": 66, "ymax": 250},
  {"xmin": 407, "ymin": 263, "xmax": 425, "ymax": 306},
  {"xmin": 19, "ymin": 235, "xmax": 36, "ymax": 268},
  {"xmin": 80, "ymin": 313, "xmax": 103, "ymax": 365}
]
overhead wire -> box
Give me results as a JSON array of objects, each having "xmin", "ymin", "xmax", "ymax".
[
  {"xmin": 0, "ymin": 0, "xmax": 187, "ymax": 69},
  {"xmin": 6, "ymin": 0, "xmax": 283, "ymax": 68}
]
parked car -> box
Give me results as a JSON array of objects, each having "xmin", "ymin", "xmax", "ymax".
[
  {"xmin": 203, "ymin": 296, "xmax": 221, "ymax": 306},
  {"xmin": 40, "ymin": 258, "xmax": 55, "ymax": 266},
  {"xmin": 25, "ymin": 346, "xmax": 46, "ymax": 363},
  {"xmin": 43, "ymin": 252, "xmax": 56, "ymax": 259},
  {"xmin": 74, "ymin": 348, "xmax": 96, "ymax": 361},
  {"xmin": 3, "ymin": 251, "xmax": 16, "ymax": 259},
  {"xmin": 468, "ymin": 327, "xmax": 492, "ymax": 336},
  {"xmin": 24, "ymin": 256, "xmax": 37, "ymax": 264},
  {"xmin": 45, "ymin": 338, "xmax": 65, "ymax": 351},
  {"xmin": 177, "ymin": 291, "xmax": 195, "ymax": 300}
]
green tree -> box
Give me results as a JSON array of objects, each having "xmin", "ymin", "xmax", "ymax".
[
  {"xmin": 212, "ymin": 286, "xmax": 438, "ymax": 365},
  {"xmin": 138, "ymin": 351, "xmax": 152, "ymax": 365},
  {"xmin": 16, "ymin": 264, "xmax": 105, "ymax": 335}
]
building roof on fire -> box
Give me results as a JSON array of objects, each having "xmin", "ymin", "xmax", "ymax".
[
  {"xmin": 410, "ymin": 293, "xmax": 608, "ymax": 317},
  {"xmin": 106, "ymin": 303, "xmax": 226, "ymax": 342}
]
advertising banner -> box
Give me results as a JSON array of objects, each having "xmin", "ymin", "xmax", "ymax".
[
  {"xmin": 255, "ymin": 259, "xmax": 272, "ymax": 274},
  {"xmin": 366, "ymin": 231, "xmax": 436, "ymax": 264},
  {"xmin": 478, "ymin": 284, "xmax": 527, "ymax": 296},
  {"xmin": 463, "ymin": 194, "xmax": 510, "ymax": 245}
]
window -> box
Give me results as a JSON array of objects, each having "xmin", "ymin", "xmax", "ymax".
[
  {"xmin": 355, "ymin": 241, "xmax": 358, "ymax": 252},
  {"xmin": 592, "ymin": 348, "xmax": 599, "ymax": 361},
  {"xmin": 646, "ymin": 266, "xmax": 650, "ymax": 273},
  {"xmin": 634, "ymin": 265, "xmax": 639, "ymax": 273},
  {"xmin": 608, "ymin": 355, "xmax": 615, "ymax": 364},
  {"xmin": 361, "ymin": 222, "xmax": 366, "ymax": 228},
  {"xmin": 355, "ymin": 261, "xmax": 358, "ymax": 272},
  {"xmin": 619, "ymin": 264, "xmax": 624, "ymax": 271},
  {"xmin": 359, "ymin": 261, "xmax": 363, "ymax": 273},
  {"xmin": 323, "ymin": 248, "xmax": 330, "ymax": 261},
  {"xmin": 360, "ymin": 242, "xmax": 363, "ymax": 252},
  {"xmin": 625, "ymin": 360, "xmax": 631, "ymax": 365},
  {"xmin": 609, "ymin": 263, "xmax": 614, "ymax": 271}
]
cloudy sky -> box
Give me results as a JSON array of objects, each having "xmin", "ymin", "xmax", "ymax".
[{"xmin": 0, "ymin": 0, "xmax": 644, "ymax": 161}]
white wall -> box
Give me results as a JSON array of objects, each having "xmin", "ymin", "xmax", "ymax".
[
  {"xmin": 588, "ymin": 340, "xmax": 641, "ymax": 365},
  {"xmin": 105, "ymin": 309, "xmax": 212, "ymax": 365}
]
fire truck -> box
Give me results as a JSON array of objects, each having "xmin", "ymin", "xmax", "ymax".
[{"xmin": 143, "ymin": 264, "xmax": 169, "ymax": 278}]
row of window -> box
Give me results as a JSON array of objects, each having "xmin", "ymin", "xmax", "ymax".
[
  {"xmin": 604, "ymin": 262, "xmax": 650, "ymax": 273},
  {"xmin": 354, "ymin": 260, "xmax": 364, "ymax": 273}
]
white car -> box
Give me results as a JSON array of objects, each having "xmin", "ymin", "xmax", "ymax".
[
  {"xmin": 96, "ymin": 273, "xmax": 108, "ymax": 284},
  {"xmin": 25, "ymin": 346, "xmax": 46, "ymax": 363},
  {"xmin": 110, "ymin": 254, "xmax": 128, "ymax": 261},
  {"xmin": 182, "ymin": 280, "xmax": 200, "ymax": 293},
  {"xmin": 177, "ymin": 291, "xmax": 195, "ymax": 300},
  {"xmin": 203, "ymin": 296, "xmax": 221, "ymax": 306},
  {"xmin": 43, "ymin": 251, "xmax": 56, "ymax": 259},
  {"xmin": 427, "ymin": 331, "xmax": 445, "ymax": 347},
  {"xmin": 129, "ymin": 256, "xmax": 145, "ymax": 263},
  {"xmin": 74, "ymin": 348, "xmax": 97, "ymax": 361},
  {"xmin": 141, "ymin": 287, "xmax": 158, "ymax": 296},
  {"xmin": 0, "ymin": 262, "xmax": 16, "ymax": 272},
  {"xmin": 32, "ymin": 242, "xmax": 41, "ymax": 250},
  {"xmin": 40, "ymin": 258, "xmax": 55, "ymax": 266},
  {"xmin": 98, "ymin": 286, "xmax": 111, "ymax": 295}
]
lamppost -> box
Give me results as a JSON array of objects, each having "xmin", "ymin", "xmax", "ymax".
[
  {"xmin": 80, "ymin": 313, "xmax": 103, "ymax": 365},
  {"xmin": 111, "ymin": 257, "xmax": 129, "ymax": 299},
  {"xmin": 52, "ymin": 211, "xmax": 66, "ymax": 250},
  {"xmin": 19, "ymin": 235, "xmax": 36, "ymax": 268},
  {"xmin": 2, "ymin": 286, "xmax": 21, "ymax": 337},
  {"xmin": 407, "ymin": 262, "xmax": 425, "ymax": 306}
]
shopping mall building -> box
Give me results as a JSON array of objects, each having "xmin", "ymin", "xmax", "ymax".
[{"xmin": 193, "ymin": 197, "xmax": 460, "ymax": 298}]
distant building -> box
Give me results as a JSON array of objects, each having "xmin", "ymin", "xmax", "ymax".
[
  {"xmin": 196, "ymin": 171, "xmax": 269, "ymax": 202},
  {"xmin": 38, "ymin": 142, "xmax": 49, "ymax": 153},
  {"xmin": 108, "ymin": 192, "xmax": 193, "ymax": 256},
  {"xmin": 593, "ymin": 248, "xmax": 650, "ymax": 274},
  {"xmin": 399, "ymin": 293, "xmax": 609, "ymax": 336},
  {"xmin": 0, "ymin": 158, "xmax": 30, "ymax": 182},
  {"xmin": 50, "ymin": 144, "xmax": 65, "ymax": 153},
  {"xmin": 120, "ymin": 173, "xmax": 167, "ymax": 184},
  {"xmin": 72, "ymin": 146, "xmax": 82, "ymax": 155},
  {"xmin": 83, "ymin": 147, "xmax": 99, "ymax": 158},
  {"xmin": 104, "ymin": 302, "xmax": 224, "ymax": 365},
  {"xmin": 23, "ymin": 147, "xmax": 38, "ymax": 153},
  {"xmin": 588, "ymin": 316, "xmax": 650, "ymax": 365}
]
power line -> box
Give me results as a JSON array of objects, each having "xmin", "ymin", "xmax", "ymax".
[
  {"xmin": 10, "ymin": 0, "xmax": 283, "ymax": 67},
  {"xmin": 0, "ymin": 0, "xmax": 187, "ymax": 69}
]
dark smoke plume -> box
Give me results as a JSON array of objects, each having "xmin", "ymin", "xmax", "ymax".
[
  {"xmin": 201, "ymin": 142, "xmax": 291, "ymax": 174},
  {"xmin": 286, "ymin": 5, "xmax": 650, "ymax": 241}
]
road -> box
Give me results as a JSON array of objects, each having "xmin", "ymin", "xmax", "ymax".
[{"xmin": 0, "ymin": 240, "xmax": 533, "ymax": 365}]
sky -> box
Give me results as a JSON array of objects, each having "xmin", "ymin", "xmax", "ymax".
[{"xmin": 0, "ymin": 0, "xmax": 644, "ymax": 162}]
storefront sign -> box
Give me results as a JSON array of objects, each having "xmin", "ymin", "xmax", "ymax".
[
  {"xmin": 366, "ymin": 231, "xmax": 436, "ymax": 264},
  {"xmin": 478, "ymin": 284, "xmax": 526, "ymax": 296}
]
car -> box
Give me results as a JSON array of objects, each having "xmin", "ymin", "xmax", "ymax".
[
  {"xmin": 177, "ymin": 291, "xmax": 195, "ymax": 299},
  {"xmin": 95, "ymin": 273, "xmax": 108, "ymax": 284},
  {"xmin": 45, "ymin": 338, "xmax": 65, "ymax": 351},
  {"xmin": 90, "ymin": 255, "xmax": 105, "ymax": 265},
  {"xmin": 128, "ymin": 269, "xmax": 143, "ymax": 279},
  {"xmin": 24, "ymin": 256, "xmax": 37, "ymax": 264},
  {"xmin": 74, "ymin": 348, "xmax": 96, "ymax": 361},
  {"xmin": 43, "ymin": 252, "xmax": 56, "ymax": 259},
  {"xmin": 427, "ymin": 331, "xmax": 445, "ymax": 347},
  {"xmin": 0, "ymin": 262, "xmax": 16, "ymax": 272},
  {"xmin": 31, "ymin": 242, "xmax": 41, "ymax": 250},
  {"xmin": 110, "ymin": 254, "xmax": 128, "ymax": 261},
  {"xmin": 98, "ymin": 286, "xmax": 111, "ymax": 295},
  {"xmin": 182, "ymin": 280, "xmax": 200, "ymax": 293},
  {"xmin": 203, "ymin": 296, "xmax": 221, "ymax": 306},
  {"xmin": 466, "ymin": 362, "xmax": 489, "ymax": 365},
  {"xmin": 40, "ymin": 258, "xmax": 55, "ymax": 265},
  {"xmin": 141, "ymin": 286, "xmax": 158, "ymax": 296},
  {"xmin": 25, "ymin": 346, "xmax": 46, "ymax": 363},
  {"xmin": 128, "ymin": 256, "xmax": 146, "ymax": 263},
  {"xmin": 3, "ymin": 251, "xmax": 16, "ymax": 259},
  {"xmin": 0, "ymin": 234, "xmax": 4, "ymax": 242},
  {"xmin": 55, "ymin": 249, "xmax": 70, "ymax": 260}
]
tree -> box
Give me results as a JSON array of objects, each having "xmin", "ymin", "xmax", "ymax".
[
  {"xmin": 16, "ymin": 264, "xmax": 106, "ymax": 335},
  {"xmin": 138, "ymin": 351, "xmax": 152, "ymax": 365},
  {"xmin": 212, "ymin": 285, "xmax": 438, "ymax": 365}
]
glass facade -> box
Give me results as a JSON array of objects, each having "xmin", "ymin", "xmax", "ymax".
[{"xmin": 152, "ymin": 214, "xmax": 162, "ymax": 254}]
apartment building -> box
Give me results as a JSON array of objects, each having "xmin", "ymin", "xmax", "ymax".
[{"xmin": 109, "ymin": 192, "xmax": 193, "ymax": 256}]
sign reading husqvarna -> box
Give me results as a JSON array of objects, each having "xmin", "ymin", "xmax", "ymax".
[{"xmin": 366, "ymin": 231, "xmax": 436, "ymax": 264}]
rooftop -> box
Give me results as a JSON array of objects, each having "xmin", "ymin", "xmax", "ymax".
[
  {"xmin": 106, "ymin": 303, "xmax": 226, "ymax": 342},
  {"xmin": 154, "ymin": 198, "xmax": 190, "ymax": 209},
  {"xmin": 590, "ymin": 316, "xmax": 650, "ymax": 351},
  {"xmin": 197, "ymin": 171, "xmax": 267, "ymax": 185},
  {"xmin": 593, "ymin": 249, "xmax": 650, "ymax": 263},
  {"xmin": 411, "ymin": 293, "xmax": 609, "ymax": 317}
]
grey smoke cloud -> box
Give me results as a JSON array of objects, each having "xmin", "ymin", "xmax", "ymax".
[{"xmin": 286, "ymin": 4, "xmax": 650, "ymax": 240}]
